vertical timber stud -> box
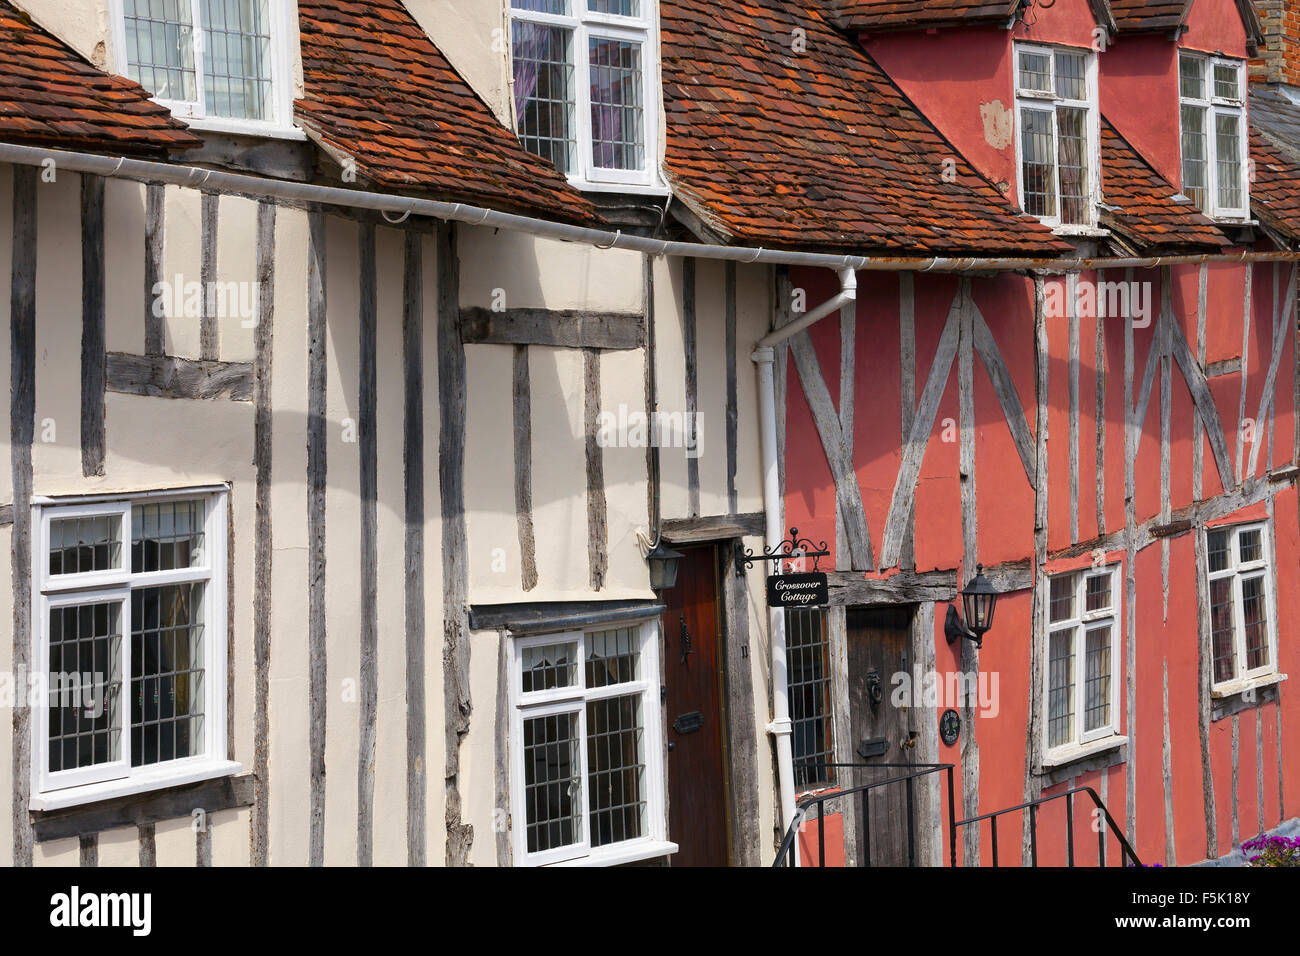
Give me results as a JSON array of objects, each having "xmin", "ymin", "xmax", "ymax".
[
  {"xmin": 836, "ymin": 293, "xmax": 855, "ymax": 572},
  {"xmin": 513, "ymin": 346, "xmax": 537, "ymax": 591},
  {"xmin": 438, "ymin": 222, "xmax": 472, "ymax": 866},
  {"xmin": 1067, "ymin": 273, "xmax": 1079, "ymax": 545},
  {"xmin": 827, "ymin": 605, "xmax": 857, "ymax": 865},
  {"xmin": 251, "ymin": 201, "xmax": 275, "ymax": 866},
  {"xmin": 1162, "ymin": 658, "xmax": 1175, "ymax": 865},
  {"xmin": 11, "ymin": 165, "xmax": 35, "ymax": 867},
  {"xmin": 1236, "ymin": 266, "xmax": 1252, "ymax": 484},
  {"xmin": 200, "ymin": 192, "xmax": 220, "ymax": 361},
  {"xmin": 683, "ymin": 258, "xmax": 700, "ymax": 517},
  {"xmin": 79, "ymin": 835, "xmax": 97, "ymax": 867},
  {"xmin": 1096, "ymin": 269, "xmax": 1107, "ymax": 534},
  {"xmin": 958, "ymin": 279, "xmax": 979, "ymax": 866},
  {"xmin": 1124, "ymin": 267, "xmax": 1138, "ymax": 847},
  {"xmin": 774, "ymin": 267, "xmax": 791, "ymax": 534},
  {"xmin": 138, "ymin": 824, "xmax": 156, "ymax": 866},
  {"xmin": 1194, "ymin": 526, "xmax": 1218, "ymax": 859},
  {"xmin": 643, "ymin": 255, "xmax": 660, "ymax": 536},
  {"xmin": 585, "ymin": 348, "xmax": 607, "ymax": 590},
  {"xmin": 1023, "ymin": 275, "xmax": 1048, "ymax": 865},
  {"xmin": 899, "ymin": 273, "xmax": 916, "ymax": 569},
  {"xmin": 306, "ymin": 208, "xmax": 328, "ymax": 867},
  {"xmin": 357, "ymin": 222, "xmax": 378, "ymax": 867},
  {"xmin": 722, "ymin": 541, "xmax": 760, "ymax": 865},
  {"xmin": 1194, "ymin": 264, "xmax": 1206, "ymax": 501},
  {"xmin": 1231, "ymin": 715, "xmax": 1240, "ymax": 848},
  {"xmin": 144, "ymin": 184, "xmax": 165, "ymax": 356},
  {"xmin": 494, "ymin": 631, "xmax": 511, "ymax": 866},
  {"xmin": 80, "ymin": 174, "xmax": 105, "ymax": 477},
  {"xmin": 402, "ymin": 230, "xmax": 427, "ymax": 866},
  {"xmin": 1161, "ymin": 273, "xmax": 1172, "ymax": 620},
  {"xmin": 726, "ymin": 260, "xmax": 739, "ymax": 514}
]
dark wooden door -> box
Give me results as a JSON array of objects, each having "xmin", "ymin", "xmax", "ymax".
[
  {"xmin": 846, "ymin": 605, "xmax": 914, "ymax": 866},
  {"xmin": 662, "ymin": 545, "xmax": 730, "ymax": 866}
]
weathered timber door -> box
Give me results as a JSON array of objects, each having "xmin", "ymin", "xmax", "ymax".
[
  {"xmin": 846, "ymin": 605, "xmax": 914, "ymax": 866},
  {"xmin": 662, "ymin": 545, "xmax": 730, "ymax": 866}
]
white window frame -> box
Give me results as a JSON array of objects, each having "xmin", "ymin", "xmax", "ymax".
[
  {"xmin": 1178, "ymin": 52, "xmax": 1249, "ymax": 221},
  {"xmin": 30, "ymin": 486, "xmax": 237, "ymax": 811},
  {"xmin": 108, "ymin": 0, "xmax": 302, "ymax": 140},
  {"xmin": 507, "ymin": 0, "xmax": 666, "ymax": 193},
  {"xmin": 507, "ymin": 620, "xmax": 672, "ymax": 866},
  {"xmin": 1205, "ymin": 521, "xmax": 1280, "ymax": 694},
  {"xmin": 1012, "ymin": 42, "xmax": 1102, "ymax": 232},
  {"xmin": 1042, "ymin": 563, "xmax": 1123, "ymax": 763}
]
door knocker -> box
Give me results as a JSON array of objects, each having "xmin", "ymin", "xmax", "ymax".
[{"xmin": 867, "ymin": 668, "xmax": 883, "ymax": 712}]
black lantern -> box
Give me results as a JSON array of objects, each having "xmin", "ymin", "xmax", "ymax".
[
  {"xmin": 945, "ymin": 563, "xmax": 999, "ymax": 648},
  {"xmin": 646, "ymin": 540, "xmax": 683, "ymax": 591}
]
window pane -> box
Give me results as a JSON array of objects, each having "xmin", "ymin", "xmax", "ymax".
[
  {"xmin": 586, "ymin": 627, "xmax": 639, "ymax": 687},
  {"xmin": 586, "ymin": 694, "xmax": 646, "ymax": 847},
  {"xmin": 1207, "ymin": 528, "xmax": 1230, "ymax": 572},
  {"xmin": 1238, "ymin": 528, "xmax": 1263, "ymax": 564},
  {"xmin": 522, "ymin": 711, "xmax": 582, "ymax": 853},
  {"xmin": 588, "ymin": 0, "xmax": 639, "ymax": 14},
  {"xmin": 1021, "ymin": 108, "xmax": 1056, "ymax": 218},
  {"xmin": 122, "ymin": 0, "xmax": 197, "ymax": 103},
  {"xmin": 1049, "ymin": 574, "xmax": 1075, "ymax": 623},
  {"xmin": 1242, "ymin": 575, "xmax": 1269, "ymax": 670},
  {"xmin": 513, "ymin": 0, "xmax": 568, "ymax": 11},
  {"xmin": 132, "ymin": 499, "xmax": 205, "ymax": 573},
  {"xmin": 1181, "ymin": 105, "xmax": 1208, "ymax": 211},
  {"xmin": 512, "ymin": 21, "xmax": 577, "ymax": 173},
  {"xmin": 1056, "ymin": 105, "xmax": 1089, "ymax": 224},
  {"xmin": 47, "ymin": 602, "xmax": 123, "ymax": 773},
  {"xmin": 1209, "ymin": 577, "xmax": 1236, "ymax": 683},
  {"xmin": 200, "ymin": 0, "xmax": 273, "ymax": 121},
  {"xmin": 522, "ymin": 641, "xmax": 578, "ymax": 693},
  {"xmin": 1213, "ymin": 63, "xmax": 1239, "ymax": 100},
  {"xmin": 786, "ymin": 608, "xmax": 834, "ymax": 787},
  {"xmin": 1054, "ymin": 51, "xmax": 1086, "ymax": 100},
  {"xmin": 1179, "ymin": 54, "xmax": 1205, "ymax": 99},
  {"xmin": 1084, "ymin": 626, "xmax": 1111, "ymax": 732},
  {"xmin": 589, "ymin": 37, "xmax": 644, "ymax": 171},
  {"xmin": 1048, "ymin": 628, "xmax": 1075, "ymax": 748},
  {"xmin": 1018, "ymin": 51, "xmax": 1051, "ymax": 92},
  {"xmin": 1085, "ymin": 573, "xmax": 1111, "ymax": 612},
  {"xmin": 49, "ymin": 514, "xmax": 123, "ymax": 576},
  {"xmin": 131, "ymin": 583, "xmax": 206, "ymax": 767},
  {"xmin": 1216, "ymin": 113, "xmax": 1242, "ymax": 210}
]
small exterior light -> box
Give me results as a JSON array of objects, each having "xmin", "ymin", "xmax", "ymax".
[
  {"xmin": 945, "ymin": 564, "xmax": 999, "ymax": 648},
  {"xmin": 646, "ymin": 540, "xmax": 683, "ymax": 591}
]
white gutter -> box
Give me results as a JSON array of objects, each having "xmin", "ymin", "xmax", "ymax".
[
  {"xmin": 751, "ymin": 345, "xmax": 798, "ymax": 846},
  {"xmin": 4, "ymin": 143, "xmax": 1300, "ymax": 274}
]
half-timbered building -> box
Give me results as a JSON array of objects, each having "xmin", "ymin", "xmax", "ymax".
[{"xmin": 0, "ymin": 0, "xmax": 1298, "ymax": 868}]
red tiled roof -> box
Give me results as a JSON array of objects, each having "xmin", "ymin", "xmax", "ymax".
[
  {"xmin": 1099, "ymin": 119, "xmax": 1229, "ymax": 250},
  {"xmin": 660, "ymin": 0, "xmax": 1069, "ymax": 256},
  {"xmin": 1108, "ymin": 0, "xmax": 1188, "ymax": 31},
  {"xmin": 0, "ymin": 1, "xmax": 201, "ymax": 156},
  {"xmin": 1250, "ymin": 131, "xmax": 1300, "ymax": 239},
  {"xmin": 825, "ymin": 0, "xmax": 1017, "ymax": 31},
  {"xmin": 295, "ymin": 0, "xmax": 597, "ymax": 225}
]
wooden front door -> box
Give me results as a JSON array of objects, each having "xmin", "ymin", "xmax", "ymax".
[
  {"xmin": 662, "ymin": 545, "xmax": 730, "ymax": 866},
  {"xmin": 846, "ymin": 605, "xmax": 914, "ymax": 866}
]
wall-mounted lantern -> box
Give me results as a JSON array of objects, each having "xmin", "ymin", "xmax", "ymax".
[
  {"xmin": 944, "ymin": 563, "xmax": 999, "ymax": 649},
  {"xmin": 646, "ymin": 540, "xmax": 683, "ymax": 591}
]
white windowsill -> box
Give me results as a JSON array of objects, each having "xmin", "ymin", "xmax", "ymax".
[
  {"xmin": 1042, "ymin": 734, "xmax": 1127, "ymax": 769},
  {"xmin": 180, "ymin": 116, "xmax": 308, "ymax": 142},
  {"xmin": 30, "ymin": 759, "xmax": 242, "ymax": 812},
  {"xmin": 570, "ymin": 177, "xmax": 672, "ymax": 197},
  {"xmin": 543, "ymin": 838, "xmax": 678, "ymax": 867},
  {"xmin": 1052, "ymin": 224, "xmax": 1109, "ymax": 238},
  {"xmin": 1212, "ymin": 672, "xmax": 1287, "ymax": 700}
]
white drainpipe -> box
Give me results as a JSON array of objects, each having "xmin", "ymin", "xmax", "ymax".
[{"xmin": 753, "ymin": 267, "xmax": 857, "ymax": 845}]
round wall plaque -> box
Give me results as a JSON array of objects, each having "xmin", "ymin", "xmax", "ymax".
[{"xmin": 940, "ymin": 708, "xmax": 961, "ymax": 746}]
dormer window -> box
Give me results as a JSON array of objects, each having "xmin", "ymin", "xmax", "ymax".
[
  {"xmin": 110, "ymin": 0, "xmax": 295, "ymax": 136},
  {"xmin": 509, "ymin": 0, "xmax": 662, "ymax": 191},
  {"xmin": 1014, "ymin": 44, "xmax": 1100, "ymax": 230},
  {"xmin": 1178, "ymin": 53, "xmax": 1248, "ymax": 220}
]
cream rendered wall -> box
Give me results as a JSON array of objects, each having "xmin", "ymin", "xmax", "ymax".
[
  {"xmin": 97, "ymin": 824, "xmax": 140, "ymax": 865},
  {"xmin": 104, "ymin": 178, "xmax": 147, "ymax": 355},
  {"xmin": 404, "ymin": 0, "xmax": 512, "ymax": 125},
  {"xmin": 215, "ymin": 195, "xmax": 261, "ymax": 364}
]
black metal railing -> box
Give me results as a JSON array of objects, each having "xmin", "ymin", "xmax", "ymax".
[
  {"xmin": 774, "ymin": 769, "xmax": 1141, "ymax": 868},
  {"xmin": 952, "ymin": 785, "xmax": 1142, "ymax": 867},
  {"xmin": 773, "ymin": 762, "xmax": 957, "ymax": 867}
]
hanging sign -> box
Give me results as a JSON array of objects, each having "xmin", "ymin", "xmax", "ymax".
[{"xmin": 766, "ymin": 572, "xmax": 828, "ymax": 608}]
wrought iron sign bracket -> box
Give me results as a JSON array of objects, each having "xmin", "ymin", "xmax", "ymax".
[{"xmin": 735, "ymin": 527, "xmax": 830, "ymax": 578}]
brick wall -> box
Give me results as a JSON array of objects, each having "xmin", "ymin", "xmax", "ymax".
[{"xmin": 1251, "ymin": 0, "xmax": 1300, "ymax": 85}]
